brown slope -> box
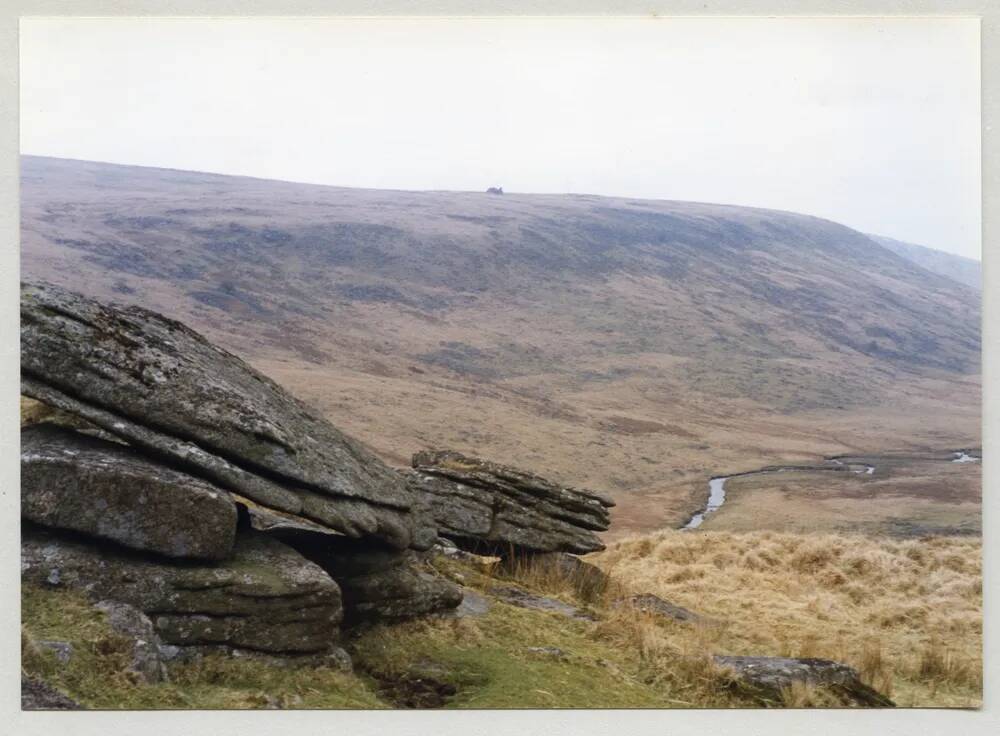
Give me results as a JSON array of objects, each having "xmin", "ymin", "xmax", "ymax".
[
  {"xmin": 867, "ymin": 233, "xmax": 981, "ymax": 291},
  {"xmin": 19, "ymin": 155, "xmax": 981, "ymax": 535}
]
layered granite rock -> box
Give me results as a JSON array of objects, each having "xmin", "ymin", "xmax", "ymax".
[
  {"xmin": 22, "ymin": 423, "xmax": 237, "ymax": 561},
  {"xmin": 22, "ymin": 526, "xmax": 343, "ymax": 654},
  {"xmin": 407, "ymin": 450, "xmax": 614, "ymax": 555},
  {"xmin": 276, "ymin": 535, "xmax": 462, "ymax": 622},
  {"xmin": 21, "ymin": 281, "xmax": 435, "ymax": 551}
]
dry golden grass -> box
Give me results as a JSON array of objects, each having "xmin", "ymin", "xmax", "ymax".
[
  {"xmin": 493, "ymin": 553, "xmax": 620, "ymax": 606},
  {"xmin": 429, "ymin": 546, "xmax": 912, "ymax": 707},
  {"xmin": 591, "ymin": 529, "xmax": 982, "ymax": 707}
]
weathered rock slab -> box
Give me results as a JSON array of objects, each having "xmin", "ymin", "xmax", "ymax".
[
  {"xmin": 21, "ymin": 281, "xmax": 434, "ymax": 550},
  {"xmin": 282, "ymin": 536, "xmax": 463, "ymax": 622},
  {"xmin": 342, "ymin": 563, "xmax": 464, "ymax": 621},
  {"xmin": 408, "ymin": 450, "xmax": 614, "ymax": 555},
  {"xmin": 713, "ymin": 655, "xmax": 895, "ymax": 707},
  {"xmin": 22, "ymin": 526, "xmax": 343, "ymax": 654},
  {"xmin": 488, "ymin": 584, "xmax": 596, "ymax": 621},
  {"xmin": 22, "ymin": 423, "xmax": 237, "ymax": 560},
  {"xmin": 617, "ymin": 593, "xmax": 713, "ymax": 625}
]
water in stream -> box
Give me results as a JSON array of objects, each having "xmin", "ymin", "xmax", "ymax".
[
  {"xmin": 683, "ymin": 451, "xmax": 973, "ymax": 530},
  {"xmin": 683, "ymin": 477, "xmax": 727, "ymax": 530},
  {"xmin": 683, "ymin": 462, "xmax": 872, "ymax": 530}
]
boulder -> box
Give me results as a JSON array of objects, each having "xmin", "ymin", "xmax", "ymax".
[
  {"xmin": 22, "ymin": 423, "xmax": 237, "ymax": 561},
  {"xmin": 21, "ymin": 281, "xmax": 435, "ymax": 551},
  {"xmin": 338, "ymin": 561, "xmax": 464, "ymax": 622},
  {"xmin": 712, "ymin": 655, "xmax": 895, "ymax": 707},
  {"xmin": 281, "ymin": 535, "xmax": 462, "ymax": 622},
  {"xmin": 444, "ymin": 588, "xmax": 491, "ymax": 618},
  {"xmin": 487, "ymin": 584, "xmax": 596, "ymax": 621},
  {"xmin": 407, "ymin": 450, "xmax": 614, "ymax": 555},
  {"xmin": 22, "ymin": 526, "xmax": 343, "ymax": 654},
  {"xmin": 616, "ymin": 593, "xmax": 711, "ymax": 625},
  {"xmin": 95, "ymin": 601, "xmax": 169, "ymax": 683}
]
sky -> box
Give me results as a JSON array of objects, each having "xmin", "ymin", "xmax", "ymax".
[{"xmin": 19, "ymin": 17, "xmax": 981, "ymax": 259}]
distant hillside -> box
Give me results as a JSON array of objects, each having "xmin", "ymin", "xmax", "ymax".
[
  {"xmin": 19, "ymin": 156, "xmax": 981, "ymax": 531},
  {"xmin": 868, "ymin": 234, "xmax": 981, "ymax": 290}
]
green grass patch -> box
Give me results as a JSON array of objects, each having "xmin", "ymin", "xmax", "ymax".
[{"xmin": 349, "ymin": 600, "xmax": 677, "ymax": 708}]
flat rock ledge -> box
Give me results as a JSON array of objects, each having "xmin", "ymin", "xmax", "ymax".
[
  {"xmin": 615, "ymin": 593, "xmax": 714, "ymax": 626},
  {"xmin": 713, "ymin": 655, "xmax": 895, "ymax": 707},
  {"xmin": 21, "ymin": 280, "xmax": 435, "ymax": 551},
  {"xmin": 279, "ymin": 535, "xmax": 463, "ymax": 623},
  {"xmin": 22, "ymin": 526, "xmax": 344, "ymax": 654},
  {"xmin": 22, "ymin": 423, "xmax": 237, "ymax": 561},
  {"xmin": 488, "ymin": 584, "xmax": 597, "ymax": 621},
  {"xmin": 407, "ymin": 450, "xmax": 614, "ymax": 555}
]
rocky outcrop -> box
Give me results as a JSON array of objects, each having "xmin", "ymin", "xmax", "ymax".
[
  {"xmin": 22, "ymin": 423, "xmax": 237, "ymax": 561},
  {"xmin": 338, "ymin": 560, "xmax": 463, "ymax": 622},
  {"xmin": 279, "ymin": 536, "xmax": 462, "ymax": 622},
  {"xmin": 22, "ymin": 526, "xmax": 343, "ymax": 653},
  {"xmin": 713, "ymin": 656, "xmax": 895, "ymax": 707},
  {"xmin": 407, "ymin": 450, "xmax": 614, "ymax": 555},
  {"xmin": 21, "ymin": 281, "xmax": 435, "ymax": 551}
]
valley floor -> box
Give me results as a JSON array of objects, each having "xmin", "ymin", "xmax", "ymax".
[{"xmin": 255, "ymin": 353, "xmax": 981, "ymax": 540}]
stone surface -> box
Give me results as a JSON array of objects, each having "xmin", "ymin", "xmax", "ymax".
[
  {"xmin": 430, "ymin": 536, "xmax": 485, "ymax": 564},
  {"xmin": 283, "ymin": 536, "xmax": 463, "ymax": 622},
  {"xmin": 340, "ymin": 563, "xmax": 464, "ymax": 622},
  {"xmin": 444, "ymin": 588, "xmax": 491, "ymax": 618},
  {"xmin": 488, "ymin": 584, "xmax": 597, "ymax": 621},
  {"xmin": 22, "ymin": 423, "xmax": 237, "ymax": 560},
  {"xmin": 326, "ymin": 647, "xmax": 355, "ymax": 673},
  {"xmin": 407, "ymin": 450, "xmax": 614, "ymax": 555},
  {"xmin": 22, "ymin": 526, "xmax": 343, "ymax": 654},
  {"xmin": 616, "ymin": 593, "xmax": 710, "ymax": 625},
  {"xmin": 36, "ymin": 639, "xmax": 73, "ymax": 664},
  {"xmin": 712, "ymin": 655, "xmax": 895, "ymax": 707},
  {"xmin": 21, "ymin": 676, "xmax": 83, "ymax": 710},
  {"xmin": 95, "ymin": 601, "xmax": 169, "ymax": 683},
  {"xmin": 21, "ymin": 281, "xmax": 434, "ymax": 551}
]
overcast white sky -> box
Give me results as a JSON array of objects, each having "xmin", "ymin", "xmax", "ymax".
[{"xmin": 20, "ymin": 17, "xmax": 981, "ymax": 259}]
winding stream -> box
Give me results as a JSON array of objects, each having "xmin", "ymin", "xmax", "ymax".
[
  {"xmin": 682, "ymin": 452, "xmax": 973, "ymax": 531},
  {"xmin": 683, "ymin": 462, "xmax": 870, "ymax": 530}
]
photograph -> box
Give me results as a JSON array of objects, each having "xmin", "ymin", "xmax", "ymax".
[{"xmin": 17, "ymin": 15, "xmax": 982, "ymax": 711}]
